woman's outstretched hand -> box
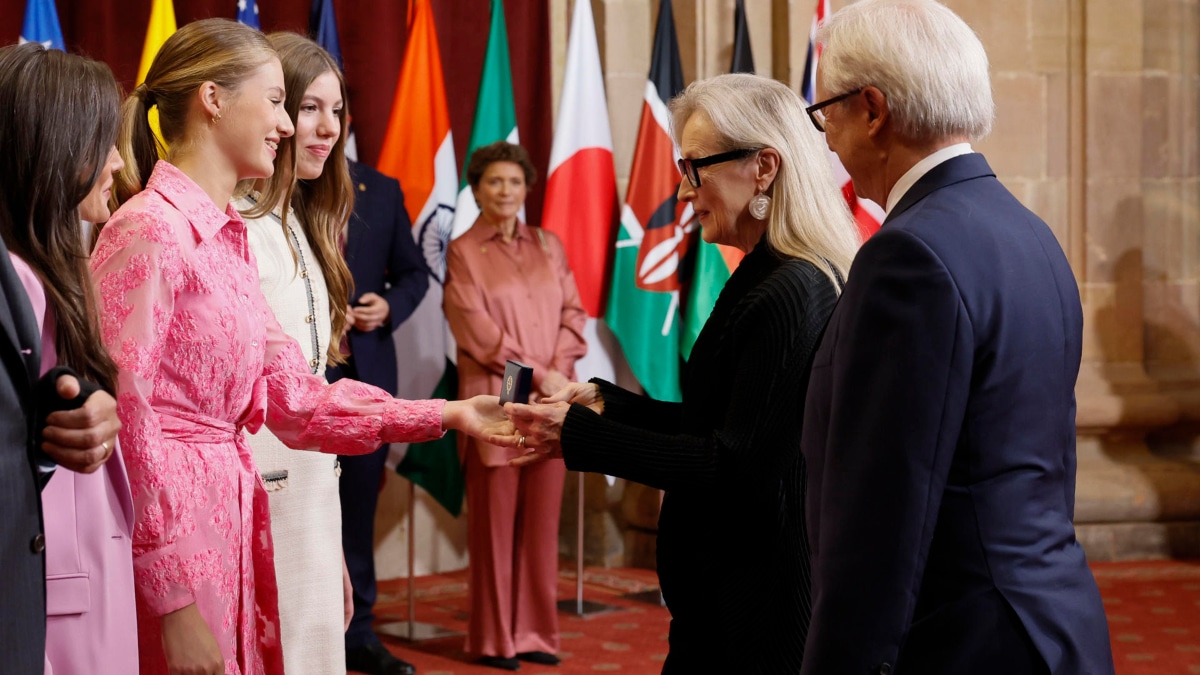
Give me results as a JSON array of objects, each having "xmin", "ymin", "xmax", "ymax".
[
  {"xmin": 442, "ymin": 395, "xmax": 516, "ymax": 440},
  {"xmin": 498, "ymin": 401, "xmax": 571, "ymax": 467},
  {"xmin": 540, "ymin": 381, "xmax": 603, "ymax": 414}
]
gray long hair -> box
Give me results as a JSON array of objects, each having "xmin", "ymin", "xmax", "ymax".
[{"xmin": 669, "ymin": 73, "xmax": 860, "ymax": 290}]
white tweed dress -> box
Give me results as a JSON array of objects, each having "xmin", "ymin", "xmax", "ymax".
[{"xmin": 241, "ymin": 198, "xmax": 347, "ymax": 675}]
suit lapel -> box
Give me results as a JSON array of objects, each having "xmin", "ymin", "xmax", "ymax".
[
  {"xmin": 0, "ymin": 237, "xmax": 40, "ymax": 389},
  {"xmin": 884, "ymin": 153, "xmax": 996, "ymax": 226}
]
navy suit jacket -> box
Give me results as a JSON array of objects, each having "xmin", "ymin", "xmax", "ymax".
[
  {"xmin": 0, "ymin": 232, "xmax": 49, "ymax": 672},
  {"xmin": 801, "ymin": 154, "xmax": 1114, "ymax": 675},
  {"xmin": 329, "ymin": 160, "xmax": 429, "ymax": 394}
]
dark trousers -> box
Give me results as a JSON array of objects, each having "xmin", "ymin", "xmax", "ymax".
[{"xmin": 331, "ymin": 357, "xmax": 390, "ymax": 649}]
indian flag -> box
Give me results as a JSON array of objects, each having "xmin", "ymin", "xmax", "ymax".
[{"xmin": 376, "ymin": 0, "xmax": 462, "ymax": 516}]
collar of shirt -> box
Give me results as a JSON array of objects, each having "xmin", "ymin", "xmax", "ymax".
[
  {"xmin": 884, "ymin": 143, "xmax": 974, "ymax": 214},
  {"xmin": 469, "ymin": 217, "xmax": 529, "ymax": 244},
  {"xmin": 148, "ymin": 160, "xmax": 250, "ymax": 261}
]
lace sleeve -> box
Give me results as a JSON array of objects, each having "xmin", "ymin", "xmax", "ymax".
[
  {"xmin": 259, "ymin": 305, "xmax": 446, "ymax": 454},
  {"xmin": 91, "ymin": 210, "xmax": 196, "ymax": 617}
]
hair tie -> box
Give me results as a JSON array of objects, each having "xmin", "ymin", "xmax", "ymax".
[{"xmin": 137, "ymin": 83, "xmax": 157, "ymax": 108}]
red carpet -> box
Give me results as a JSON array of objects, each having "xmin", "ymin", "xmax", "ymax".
[
  {"xmin": 359, "ymin": 560, "xmax": 1200, "ymax": 674},
  {"xmin": 1093, "ymin": 560, "xmax": 1200, "ymax": 674}
]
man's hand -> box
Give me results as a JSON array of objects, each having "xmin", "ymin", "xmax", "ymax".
[
  {"xmin": 41, "ymin": 374, "xmax": 120, "ymax": 474},
  {"xmin": 350, "ymin": 292, "xmax": 390, "ymax": 332}
]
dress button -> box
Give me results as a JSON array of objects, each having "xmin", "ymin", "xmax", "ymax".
[
  {"xmin": 252, "ymin": 340, "xmax": 259, "ymax": 347},
  {"xmin": 300, "ymin": 269, "xmax": 308, "ymax": 279},
  {"xmin": 310, "ymin": 358, "xmax": 319, "ymax": 368},
  {"xmin": 30, "ymin": 533, "xmax": 45, "ymax": 553},
  {"xmin": 305, "ymin": 315, "xmax": 314, "ymax": 323},
  {"xmin": 878, "ymin": 663, "xmax": 893, "ymax": 675}
]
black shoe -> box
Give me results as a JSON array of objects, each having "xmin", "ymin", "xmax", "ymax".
[
  {"xmin": 346, "ymin": 641, "xmax": 417, "ymax": 675},
  {"xmin": 517, "ymin": 651, "xmax": 561, "ymax": 666},
  {"xmin": 477, "ymin": 655, "xmax": 521, "ymax": 671}
]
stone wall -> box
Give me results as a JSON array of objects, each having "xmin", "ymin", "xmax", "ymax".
[{"xmin": 551, "ymin": 0, "xmax": 1200, "ymax": 567}]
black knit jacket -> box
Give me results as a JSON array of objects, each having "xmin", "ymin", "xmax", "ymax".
[{"xmin": 561, "ymin": 240, "xmax": 840, "ymax": 673}]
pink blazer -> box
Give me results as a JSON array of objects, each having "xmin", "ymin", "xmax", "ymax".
[{"xmin": 10, "ymin": 254, "xmax": 139, "ymax": 675}]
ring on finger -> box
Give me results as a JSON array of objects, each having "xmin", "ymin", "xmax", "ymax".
[
  {"xmin": 101, "ymin": 440, "xmax": 111, "ymax": 452},
  {"xmin": 518, "ymin": 436, "xmax": 526, "ymax": 448}
]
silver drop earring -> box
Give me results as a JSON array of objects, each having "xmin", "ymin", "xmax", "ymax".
[{"xmin": 749, "ymin": 192, "xmax": 771, "ymax": 220}]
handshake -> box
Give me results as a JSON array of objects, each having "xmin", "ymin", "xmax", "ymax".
[{"xmin": 449, "ymin": 361, "xmax": 603, "ymax": 468}]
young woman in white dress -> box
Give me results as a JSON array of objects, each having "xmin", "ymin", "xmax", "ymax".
[{"xmin": 238, "ymin": 32, "xmax": 356, "ymax": 675}]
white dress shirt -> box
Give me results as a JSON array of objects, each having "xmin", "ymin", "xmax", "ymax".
[{"xmin": 885, "ymin": 143, "xmax": 974, "ymax": 214}]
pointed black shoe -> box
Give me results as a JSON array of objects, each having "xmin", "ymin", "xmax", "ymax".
[
  {"xmin": 517, "ymin": 651, "xmax": 561, "ymax": 666},
  {"xmin": 345, "ymin": 640, "xmax": 417, "ymax": 675},
  {"xmin": 478, "ymin": 655, "xmax": 521, "ymax": 670}
]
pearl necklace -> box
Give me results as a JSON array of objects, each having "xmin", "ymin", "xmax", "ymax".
[{"xmin": 248, "ymin": 195, "xmax": 321, "ymax": 374}]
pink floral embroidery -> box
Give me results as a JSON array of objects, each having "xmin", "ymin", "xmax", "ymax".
[{"xmin": 91, "ymin": 161, "xmax": 448, "ymax": 675}]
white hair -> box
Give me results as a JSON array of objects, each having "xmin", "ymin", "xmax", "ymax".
[
  {"xmin": 817, "ymin": 0, "xmax": 994, "ymax": 141},
  {"xmin": 669, "ymin": 73, "xmax": 860, "ymax": 290}
]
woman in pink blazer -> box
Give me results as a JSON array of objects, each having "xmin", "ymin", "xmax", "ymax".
[{"xmin": 0, "ymin": 45, "xmax": 138, "ymax": 674}]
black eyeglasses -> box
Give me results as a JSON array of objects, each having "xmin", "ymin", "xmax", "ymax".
[
  {"xmin": 676, "ymin": 147, "xmax": 763, "ymax": 188},
  {"xmin": 805, "ymin": 88, "xmax": 863, "ymax": 132}
]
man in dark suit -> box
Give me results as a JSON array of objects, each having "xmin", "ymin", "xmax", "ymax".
[
  {"xmin": 329, "ymin": 160, "xmax": 429, "ymax": 675},
  {"xmin": 0, "ymin": 234, "xmax": 120, "ymax": 671},
  {"xmin": 799, "ymin": 2, "xmax": 1114, "ymax": 674}
]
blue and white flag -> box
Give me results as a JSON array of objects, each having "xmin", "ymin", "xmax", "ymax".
[
  {"xmin": 310, "ymin": 0, "xmax": 343, "ymax": 69},
  {"xmin": 20, "ymin": 0, "xmax": 65, "ymax": 51},
  {"xmin": 310, "ymin": 0, "xmax": 356, "ymax": 160},
  {"xmin": 236, "ymin": 0, "xmax": 260, "ymax": 30}
]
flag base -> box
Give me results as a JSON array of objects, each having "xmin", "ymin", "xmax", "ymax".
[
  {"xmin": 377, "ymin": 619, "xmax": 463, "ymax": 642},
  {"xmin": 620, "ymin": 588, "xmax": 666, "ymax": 606},
  {"xmin": 556, "ymin": 598, "xmax": 622, "ymax": 617}
]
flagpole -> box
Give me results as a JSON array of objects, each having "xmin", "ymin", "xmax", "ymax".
[
  {"xmin": 376, "ymin": 480, "xmax": 463, "ymax": 642},
  {"xmin": 556, "ymin": 472, "xmax": 621, "ymax": 617},
  {"xmin": 575, "ymin": 472, "xmax": 583, "ymax": 611}
]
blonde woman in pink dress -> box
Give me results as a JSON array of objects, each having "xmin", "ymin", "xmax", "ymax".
[{"xmin": 91, "ymin": 19, "xmax": 509, "ymax": 675}]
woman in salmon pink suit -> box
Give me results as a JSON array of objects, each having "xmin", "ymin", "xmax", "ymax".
[{"xmin": 444, "ymin": 141, "xmax": 587, "ymax": 671}]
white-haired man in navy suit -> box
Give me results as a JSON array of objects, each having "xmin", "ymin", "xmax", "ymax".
[{"xmin": 800, "ymin": 2, "xmax": 1115, "ymax": 674}]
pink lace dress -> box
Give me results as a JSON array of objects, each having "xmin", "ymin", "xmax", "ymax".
[{"xmin": 90, "ymin": 161, "xmax": 446, "ymax": 675}]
